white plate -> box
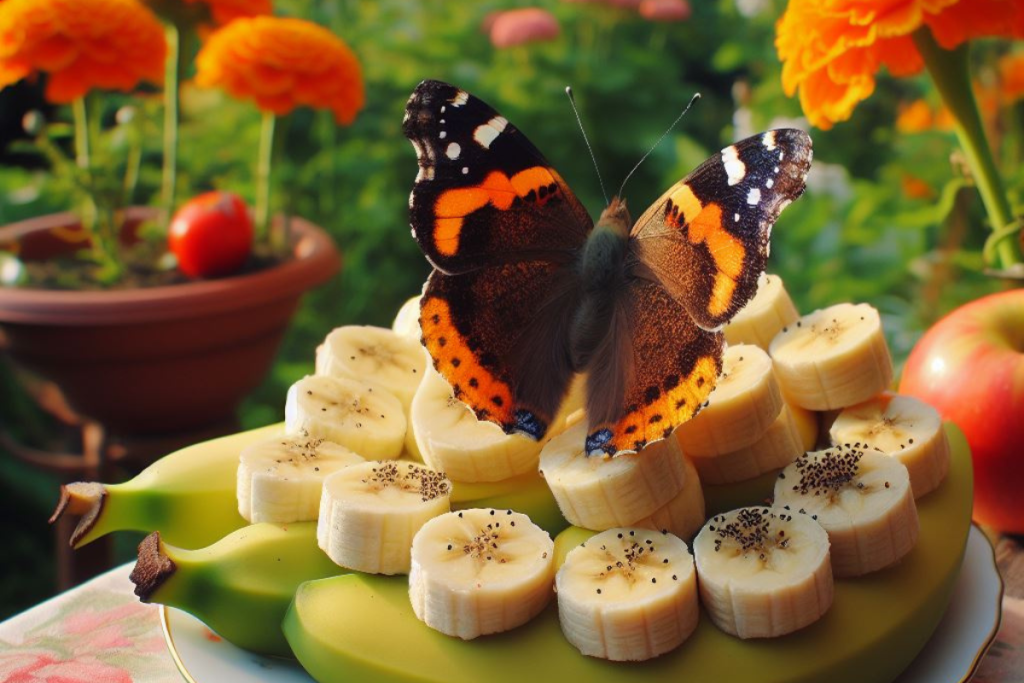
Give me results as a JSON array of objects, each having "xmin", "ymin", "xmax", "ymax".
[{"xmin": 161, "ymin": 526, "xmax": 1003, "ymax": 683}]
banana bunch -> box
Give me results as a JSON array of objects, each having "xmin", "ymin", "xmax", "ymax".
[
  {"xmin": 51, "ymin": 424, "xmax": 280, "ymax": 548},
  {"xmin": 129, "ymin": 522, "xmax": 343, "ymax": 656},
  {"xmin": 774, "ymin": 444, "xmax": 919, "ymax": 577},
  {"xmin": 675, "ymin": 344, "xmax": 803, "ymax": 486}
]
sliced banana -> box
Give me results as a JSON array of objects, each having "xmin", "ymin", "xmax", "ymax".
[
  {"xmin": 629, "ymin": 455, "xmax": 705, "ymax": 541},
  {"xmin": 237, "ymin": 433, "xmax": 364, "ymax": 524},
  {"xmin": 829, "ymin": 392, "xmax": 950, "ymax": 498},
  {"xmin": 392, "ymin": 295, "xmax": 422, "ymax": 339},
  {"xmin": 675, "ymin": 344, "xmax": 783, "ymax": 456},
  {"xmin": 693, "ymin": 506, "xmax": 833, "ymax": 639},
  {"xmin": 556, "ymin": 528, "xmax": 698, "ymax": 661},
  {"xmin": 539, "ymin": 420, "xmax": 687, "ymax": 530},
  {"xmin": 315, "ymin": 325, "xmax": 426, "ymax": 408},
  {"xmin": 774, "ymin": 444, "xmax": 919, "ymax": 577},
  {"xmin": 411, "ymin": 365, "xmax": 545, "ymax": 483},
  {"xmin": 769, "ymin": 303, "xmax": 893, "ymax": 411},
  {"xmin": 689, "ymin": 405, "xmax": 804, "ymax": 485},
  {"xmin": 787, "ymin": 399, "xmax": 820, "ymax": 451},
  {"xmin": 318, "ymin": 460, "xmax": 450, "ymax": 575},
  {"xmin": 724, "ymin": 273, "xmax": 800, "ymax": 350},
  {"xmin": 409, "ymin": 508, "xmax": 555, "ymax": 639},
  {"xmin": 285, "ymin": 375, "xmax": 406, "ymax": 460}
]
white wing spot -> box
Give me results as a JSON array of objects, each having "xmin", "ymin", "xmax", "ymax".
[
  {"xmin": 416, "ymin": 165, "xmax": 434, "ymax": 181},
  {"xmin": 440, "ymin": 105, "xmax": 446, "ymax": 113},
  {"xmin": 766, "ymin": 178, "xmax": 774, "ymax": 188},
  {"xmin": 721, "ymin": 145, "xmax": 745, "ymax": 186},
  {"xmin": 774, "ymin": 166, "xmax": 780, "ymax": 173},
  {"xmin": 446, "ymin": 142, "xmax": 461, "ymax": 160},
  {"xmin": 763, "ymin": 130, "xmax": 777, "ymax": 151},
  {"xmin": 440, "ymin": 119, "xmax": 445, "ymax": 124},
  {"xmin": 451, "ymin": 91, "xmax": 469, "ymax": 107},
  {"xmin": 462, "ymin": 167, "xmax": 469, "ymax": 175},
  {"xmin": 778, "ymin": 150, "xmax": 785, "ymax": 161},
  {"xmin": 747, "ymin": 187, "xmax": 762, "ymax": 205},
  {"xmin": 474, "ymin": 116, "xmax": 508, "ymax": 149},
  {"xmin": 734, "ymin": 212, "xmax": 740, "ymax": 222},
  {"xmin": 439, "ymin": 131, "xmax": 447, "ymax": 139}
]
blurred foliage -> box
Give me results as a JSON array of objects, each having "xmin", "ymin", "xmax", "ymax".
[{"xmin": 1, "ymin": 0, "xmax": 1023, "ymax": 613}]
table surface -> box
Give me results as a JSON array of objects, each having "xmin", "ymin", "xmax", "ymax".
[{"xmin": 1, "ymin": 535, "xmax": 1022, "ymax": 683}]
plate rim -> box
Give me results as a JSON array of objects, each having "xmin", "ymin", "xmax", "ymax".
[{"xmin": 159, "ymin": 524, "xmax": 1005, "ymax": 683}]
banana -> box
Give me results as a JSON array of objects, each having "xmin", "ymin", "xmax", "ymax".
[
  {"xmin": 688, "ymin": 405, "xmax": 804, "ymax": 485},
  {"xmin": 769, "ymin": 303, "xmax": 894, "ymax": 411},
  {"xmin": 675, "ymin": 344, "xmax": 784, "ymax": 457},
  {"xmin": 829, "ymin": 392, "xmax": 950, "ymax": 498},
  {"xmin": 237, "ymin": 432, "xmax": 364, "ymax": 524},
  {"xmin": 629, "ymin": 454, "xmax": 705, "ymax": 541},
  {"xmin": 773, "ymin": 444, "xmax": 919, "ymax": 577},
  {"xmin": 129, "ymin": 522, "xmax": 343, "ymax": 656},
  {"xmin": 410, "ymin": 365, "xmax": 545, "ymax": 482},
  {"xmin": 316, "ymin": 325, "xmax": 426, "ymax": 408},
  {"xmin": 392, "ymin": 295, "xmax": 423, "ymax": 339},
  {"xmin": 451, "ymin": 471, "xmax": 568, "ymax": 537},
  {"xmin": 50, "ymin": 424, "xmax": 280, "ymax": 549},
  {"xmin": 555, "ymin": 527, "xmax": 699, "ymax": 661},
  {"xmin": 788, "ymin": 399, "xmax": 820, "ymax": 451},
  {"xmin": 539, "ymin": 419, "xmax": 687, "ymax": 530},
  {"xmin": 409, "ymin": 508, "xmax": 555, "ymax": 639},
  {"xmin": 318, "ymin": 460, "xmax": 451, "ymax": 575},
  {"xmin": 724, "ymin": 273, "xmax": 800, "ymax": 350},
  {"xmin": 285, "ymin": 374, "xmax": 407, "ymax": 460},
  {"xmin": 693, "ymin": 506, "xmax": 833, "ymax": 639}
]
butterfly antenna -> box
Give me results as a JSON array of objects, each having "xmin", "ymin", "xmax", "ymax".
[
  {"xmin": 617, "ymin": 92, "xmax": 701, "ymax": 200},
  {"xmin": 565, "ymin": 86, "xmax": 609, "ymax": 206}
]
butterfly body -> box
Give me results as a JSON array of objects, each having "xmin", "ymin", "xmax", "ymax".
[{"xmin": 404, "ymin": 80, "xmax": 812, "ymax": 457}]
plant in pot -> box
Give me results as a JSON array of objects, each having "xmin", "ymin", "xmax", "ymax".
[
  {"xmin": 0, "ymin": 0, "xmax": 361, "ymax": 453},
  {"xmin": 775, "ymin": 0, "xmax": 1024, "ymax": 532}
]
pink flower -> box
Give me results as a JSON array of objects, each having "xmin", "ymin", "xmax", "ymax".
[
  {"xmin": 489, "ymin": 8, "xmax": 561, "ymax": 48},
  {"xmin": 639, "ymin": 0, "xmax": 691, "ymax": 21}
]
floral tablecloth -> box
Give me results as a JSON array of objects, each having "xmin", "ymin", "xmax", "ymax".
[{"xmin": 1, "ymin": 553, "xmax": 1022, "ymax": 683}]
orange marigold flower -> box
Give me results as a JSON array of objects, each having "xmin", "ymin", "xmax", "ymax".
[
  {"xmin": 1000, "ymin": 53, "xmax": 1024, "ymax": 102},
  {"xmin": 0, "ymin": 0, "xmax": 165, "ymax": 103},
  {"xmin": 895, "ymin": 99, "xmax": 934, "ymax": 133},
  {"xmin": 195, "ymin": 16, "xmax": 364, "ymax": 125},
  {"xmin": 777, "ymin": 0, "xmax": 1024, "ymax": 129},
  {"xmin": 181, "ymin": 0, "xmax": 272, "ymax": 25}
]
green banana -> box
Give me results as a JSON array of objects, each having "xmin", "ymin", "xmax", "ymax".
[
  {"xmin": 451, "ymin": 471, "xmax": 567, "ymax": 537},
  {"xmin": 51, "ymin": 424, "xmax": 281, "ymax": 549},
  {"xmin": 131, "ymin": 521, "xmax": 344, "ymax": 657}
]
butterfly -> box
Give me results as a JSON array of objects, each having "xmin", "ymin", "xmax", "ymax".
[{"xmin": 403, "ymin": 80, "xmax": 812, "ymax": 457}]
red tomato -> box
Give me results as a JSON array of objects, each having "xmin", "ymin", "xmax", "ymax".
[{"xmin": 169, "ymin": 191, "xmax": 254, "ymax": 278}]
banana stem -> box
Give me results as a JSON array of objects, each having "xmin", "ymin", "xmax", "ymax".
[
  {"xmin": 255, "ymin": 110, "xmax": 276, "ymax": 245},
  {"xmin": 913, "ymin": 28, "xmax": 1021, "ymax": 270}
]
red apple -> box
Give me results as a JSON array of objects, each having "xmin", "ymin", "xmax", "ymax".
[{"xmin": 899, "ymin": 289, "xmax": 1024, "ymax": 533}]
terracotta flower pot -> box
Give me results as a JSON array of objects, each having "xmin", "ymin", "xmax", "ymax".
[{"xmin": 0, "ymin": 208, "xmax": 340, "ymax": 435}]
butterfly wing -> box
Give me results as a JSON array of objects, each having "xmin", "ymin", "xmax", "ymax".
[
  {"xmin": 420, "ymin": 261, "xmax": 580, "ymax": 439},
  {"xmin": 403, "ymin": 79, "xmax": 593, "ymax": 275},
  {"xmin": 629, "ymin": 129, "xmax": 812, "ymax": 331},
  {"xmin": 583, "ymin": 278, "xmax": 724, "ymax": 456}
]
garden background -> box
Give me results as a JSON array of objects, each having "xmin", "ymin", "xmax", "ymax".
[{"xmin": 1, "ymin": 0, "xmax": 1020, "ymax": 619}]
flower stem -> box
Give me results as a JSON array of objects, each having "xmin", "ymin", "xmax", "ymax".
[
  {"xmin": 162, "ymin": 21, "xmax": 181, "ymax": 225},
  {"xmin": 255, "ymin": 110, "xmax": 276, "ymax": 245},
  {"xmin": 913, "ymin": 27, "xmax": 1020, "ymax": 270},
  {"xmin": 72, "ymin": 97, "xmax": 91, "ymax": 170}
]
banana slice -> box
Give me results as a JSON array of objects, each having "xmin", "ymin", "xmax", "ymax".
[
  {"xmin": 724, "ymin": 273, "xmax": 800, "ymax": 350},
  {"xmin": 539, "ymin": 420, "xmax": 687, "ymax": 530},
  {"xmin": 629, "ymin": 455, "xmax": 705, "ymax": 541},
  {"xmin": 675, "ymin": 344, "xmax": 783, "ymax": 456},
  {"xmin": 315, "ymin": 325, "xmax": 426, "ymax": 408},
  {"xmin": 787, "ymin": 400, "xmax": 820, "ymax": 451},
  {"xmin": 556, "ymin": 528, "xmax": 698, "ymax": 661},
  {"xmin": 774, "ymin": 444, "xmax": 919, "ymax": 577},
  {"xmin": 237, "ymin": 433, "xmax": 364, "ymax": 524},
  {"xmin": 392, "ymin": 295, "xmax": 422, "ymax": 339},
  {"xmin": 318, "ymin": 460, "xmax": 451, "ymax": 575},
  {"xmin": 693, "ymin": 506, "xmax": 833, "ymax": 639},
  {"xmin": 689, "ymin": 405, "xmax": 804, "ymax": 485},
  {"xmin": 285, "ymin": 375, "xmax": 406, "ymax": 460},
  {"xmin": 769, "ymin": 303, "xmax": 893, "ymax": 411},
  {"xmin": 409, "ymin": 508, "xmax": 555, "ymax": 639},
  {"xmin": 829, "ymin": 392, "xmax": 950, "ymax": 499},
  {"xmin": 411, "ymin": 365, "xmax": 545, "ymax": 483}
]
